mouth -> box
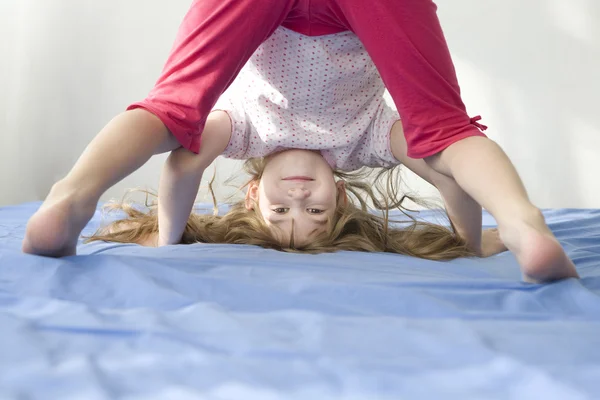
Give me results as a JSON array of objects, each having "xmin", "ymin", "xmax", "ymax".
[{"xmin": 283, "ymin": 176, "xmax": 314, "ymax": 182}]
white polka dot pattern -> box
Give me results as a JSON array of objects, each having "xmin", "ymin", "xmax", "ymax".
[{"xmin": 216, "ymin": 27, "xmax": 400, "ymax": 171}]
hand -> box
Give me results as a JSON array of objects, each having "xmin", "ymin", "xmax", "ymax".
[{"xmin": 479, "ymin": 228, "xmax": 508, "ymax": 257}]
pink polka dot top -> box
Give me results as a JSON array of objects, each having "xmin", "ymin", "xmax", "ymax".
[{"xmin": 216, "ymin": 26, "xmax": 400, "ymax": 171}]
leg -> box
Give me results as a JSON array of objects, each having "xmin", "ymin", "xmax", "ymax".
[
  {"xmin": 128, "ymin": 0, "xmax": 297, "ymax": 153},
  {"xmin": 23, "ymin": 110, "xmax": 178, "ymax": 256},
  {"xmin": 23, "ymin": 0, "xmax": 297, "ymax": 257},
  {"xmin": 334, "ymin": 0, "xmax": 578, "ymax": 282},
  {"xmin": 426, "ymin": 137, "xmax": 578, "ymax": 282},
  {"xmin": 393, "ymin": 125, "xmax": 577, "ymax": 280}
]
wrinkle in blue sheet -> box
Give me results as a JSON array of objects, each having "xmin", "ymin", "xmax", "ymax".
[{"xmin": 1, "ymin": 203, "xmax": 600, "ymax": 399}]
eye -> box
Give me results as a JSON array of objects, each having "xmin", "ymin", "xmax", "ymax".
[
  {"xmin": 272, "ymin": 207, "xmax": 289, "ymax": 214},
  {"xmin": 307, "ymin": 208, "xmax": 324, "ymax": 214}
]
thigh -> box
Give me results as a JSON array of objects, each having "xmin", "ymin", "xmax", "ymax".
[
  {"xmin": 129, "ymin": 0, "xmax": 298, "ymax": 153},
  {"xmin": 332, "ymin": 0, "xmax": 486, "ymax": 159}
]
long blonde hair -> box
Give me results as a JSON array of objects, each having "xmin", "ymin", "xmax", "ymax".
[{"xmin": 88, "ymin": 158, "xmax": 474, "ymax": 260}]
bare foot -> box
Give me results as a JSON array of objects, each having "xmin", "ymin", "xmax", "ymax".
[
  {"xmin": 22, "ymin": 182, "xmax": 97, "ymax": 257},
  {"xmin": 498, "ymin": 210, "xmax": 579, "ymax": 283}
]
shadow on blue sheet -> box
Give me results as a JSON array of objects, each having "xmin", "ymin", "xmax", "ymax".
[{"xmin": 1, "ymin": 202, "xmax": 599, "ymax": 399}]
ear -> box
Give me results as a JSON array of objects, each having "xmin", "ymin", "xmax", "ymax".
[
  {"xmin": 336, "ymin": 180, "xmax": 348, "ymax": 207},
  {"xmin": 245, "ymin": 181, "xmax": 260, "ymax": 210}
]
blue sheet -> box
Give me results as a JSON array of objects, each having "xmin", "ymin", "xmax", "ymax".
[{"xmin": 1, "ymin": 202, "xmax": 599, "ymax": 399}]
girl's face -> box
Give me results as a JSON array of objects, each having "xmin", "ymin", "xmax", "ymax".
[{"xmin": 245, "ymin": 150, "xmax": 345, "ymax": 246}]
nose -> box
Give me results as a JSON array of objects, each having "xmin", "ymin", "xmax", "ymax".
[{"xmin": 288, "ymin": 188, "xmax": 311, "ymax": 199}]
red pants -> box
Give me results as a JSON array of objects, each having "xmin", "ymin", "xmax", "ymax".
[{"xmin": 129, "ymin": 0, "xmax": 486, "ymax": 158}]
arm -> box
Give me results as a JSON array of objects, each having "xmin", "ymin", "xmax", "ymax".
[
  {"xmin": 391, "ymin": 121, "xmax": 505, "ymax": 256},
  {"xmin": 157, "ymin": 111, "xmax": 232, "ymax": 246},
  {"xmin": 430, "ymin": 173, "xmax": 483, "ymax": 254},
  {"xmin": 434, "ymin": 175, "xmax": 507, "ymax": 257}
]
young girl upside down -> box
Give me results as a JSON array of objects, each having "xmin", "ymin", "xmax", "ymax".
[{"xmin": 22, "ymin": 0, "xmax": 579, "ymax": 283}]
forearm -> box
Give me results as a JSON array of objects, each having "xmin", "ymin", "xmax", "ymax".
[
  {"xmin": 157, "ymin": 149, "xmax": 206, "ymax": 246},
  {"xmin": 156, "ymin": 111, "xmax": 232, "ymax": 246},
  {"xmin": 433, "ymin": 174, "xmax": 483, "ymax": 254}
]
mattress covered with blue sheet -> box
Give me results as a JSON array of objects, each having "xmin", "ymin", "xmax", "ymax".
[{"xmin": 1, "ymin": 202, "xmax": 600, "ymax": 399}]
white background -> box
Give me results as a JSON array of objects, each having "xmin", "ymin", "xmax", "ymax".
[{"xmin": 1, "ymin": 0, "xmax": 599, "ymax": 208}]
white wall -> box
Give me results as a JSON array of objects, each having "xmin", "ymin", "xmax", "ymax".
[
  {"xmin": 436, "ymin": 0, "xmax": 600, "ymax": 209},
  {"xmin": 0, "ymin": 0, "xmax": 245, "ymax": 206},
  {"xmin": 1, "ymin": 0, "xmax": 599, "ymax": 208}
]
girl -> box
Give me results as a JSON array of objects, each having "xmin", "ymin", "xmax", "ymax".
[{"xmin": 22, "ymin": 0, "xmax": 578, "ymax": 283}]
